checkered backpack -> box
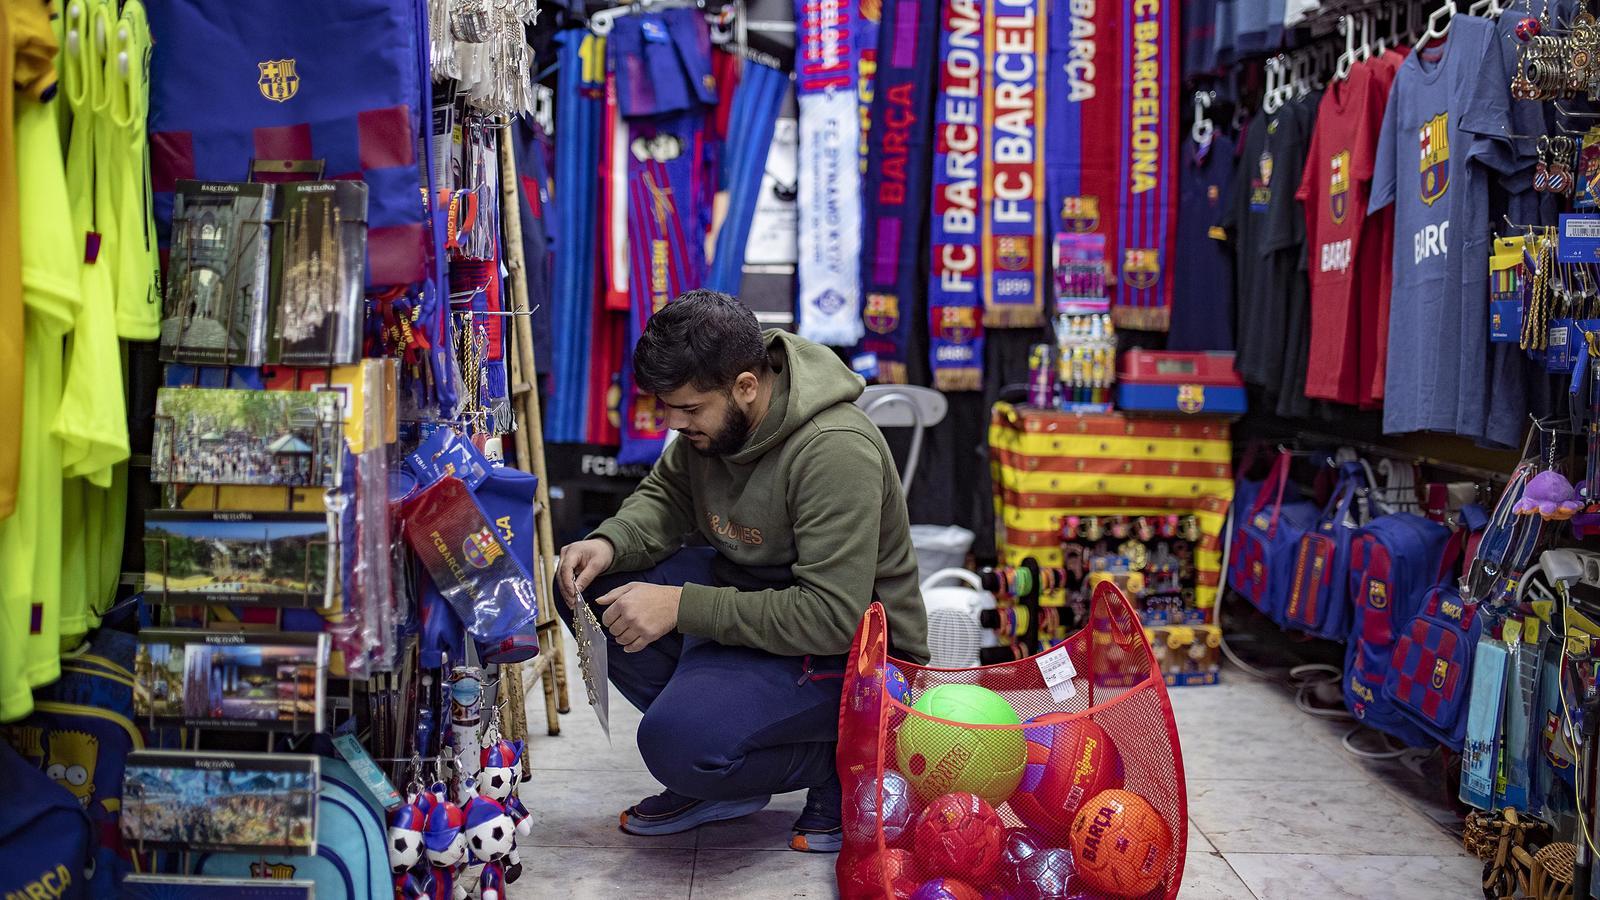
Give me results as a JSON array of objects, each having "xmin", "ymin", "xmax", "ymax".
[
  {"xmin": 1382, "ymin": 534, "xmax": 1480, "ymax": 751},
  {"xmin": 1342, "ymin": 513, "xmax": 1453, "ymax": 746}
]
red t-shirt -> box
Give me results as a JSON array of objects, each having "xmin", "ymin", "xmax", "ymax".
[
  {"xmin": 1362, "ymin": 48, "xmax": 1408, "ymax": 406},
  {"xmin": 1297, "ymin": 59, "xmax": 1388, "ymax": 405}
]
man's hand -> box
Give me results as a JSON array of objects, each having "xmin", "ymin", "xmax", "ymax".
[
  {"xmin": 557, "ymin": 538, "xmax": 615, "ymax": 607},
  {"xmin": 594, "ymin": 582, "xmax": 681, "ymax": 653}
]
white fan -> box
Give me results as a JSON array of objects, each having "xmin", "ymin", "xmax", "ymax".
[{"xmin": 920, "ymin": 568, "xmax": 999, "ymax": 668}]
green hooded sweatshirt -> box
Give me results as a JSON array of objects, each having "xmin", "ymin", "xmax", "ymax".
[{"xmin": 590, "ymin": 330, "xmax": 928, "ymax": 662}]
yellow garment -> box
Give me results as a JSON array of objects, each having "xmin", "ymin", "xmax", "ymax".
[
  {"xmin": 0, "ymin": 91, "xmax": 82, "ymax": 721},
  {"xmin": 0, "ymin": 0, "xmax": 60, "ymax": 522},
  {"xmin": 52, "ymin": 0, "xmax": 128, "ymax": 651},
  {"xmin": 109, "ymin": 0, "xmax": 156, "ymax": 339}
]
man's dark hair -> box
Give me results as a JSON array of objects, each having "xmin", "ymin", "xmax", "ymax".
[{"xmin": 633, "ymin": 290, "xmax": 769, "ymax": 394}]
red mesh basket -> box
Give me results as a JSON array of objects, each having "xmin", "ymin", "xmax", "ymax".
[{"xmin": 836, "ymin": 582, "xmax": 1187, "ymax": 900}]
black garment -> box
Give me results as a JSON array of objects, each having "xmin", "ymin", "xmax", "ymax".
[{"xmin": 1221, "ymin": 113, "xmax": 1274, "ymax": 385}]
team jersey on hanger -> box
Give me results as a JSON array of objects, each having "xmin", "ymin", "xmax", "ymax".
[
  {"xmin": 1370, "ymin": 15, "xmax": 1516, "ymax": 443},
  {"xmin": 1168, "ymin": 132, "xmax": 1237, "ymax": 352},
  {"xmin": 1297, "ymin": 59, "xmax": 1388, "ymax": 406}
]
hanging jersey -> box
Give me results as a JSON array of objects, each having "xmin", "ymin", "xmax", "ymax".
[
  {"xmin": 1297, "ymin": 61, "xmax": 1385, "ymax": 405},
  {"xmin": 1168, "ymin": 133, "xmax": 1236, "ymax": 351}
]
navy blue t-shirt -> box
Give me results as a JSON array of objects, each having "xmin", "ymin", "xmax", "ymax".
[{"xmin": 1169, "ymin": 133, "xmax": 1237, "ymax": 351}]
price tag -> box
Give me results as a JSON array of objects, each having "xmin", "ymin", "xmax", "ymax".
[
  {"xmin": 1559, "ymin": 214, "xmax": 1600, "ymax": 262},
  {"xmin": 1036, "ymin": 644, "xmax": 1078, "ymax": 703}
]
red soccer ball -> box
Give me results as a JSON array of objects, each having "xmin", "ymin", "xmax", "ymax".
[
  {"xmin": 913, "ymin": 792, "xmax": 1007, "ymax": 883},
  {"xmin": 1068, "ymin": 789, "xmax": 1174, "ymax": 897},
  {"xmin": 1007, "ymin": 713, "xmax": 1125, "ymax": 839},
  {"xmin": 846, "ymin": 848, "xmax": 921, "ymax": 899}
]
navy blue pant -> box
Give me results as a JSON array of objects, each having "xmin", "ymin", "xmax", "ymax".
[{"xmin": 557, "ymin": 547, "xmax": 845, "ymax": 801}]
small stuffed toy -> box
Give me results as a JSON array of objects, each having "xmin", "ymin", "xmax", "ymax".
[
  {"xmin": 424, "ymin": 799, "xmax": 469, "ymax": 900},
  {"xmin": 477, "ymin": 739, "xmax": 532, "ymax": 836},
  {"xmin": 463, "ymin": 795, "xmax": 517, "ymax": 900},
  {"xmin": 388, "ymin": 802, "xmax": 432, "ymax": 899},
  {"xmin": 1514, "ymin": 470, "xmax": 1583, "ymax": 520}
]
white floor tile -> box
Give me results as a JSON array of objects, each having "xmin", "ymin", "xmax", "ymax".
[
  {"xmin": 691, "ymin": 849, "xmax": 841, "ymax": 899},
  {"xmin": 1225, "ymin": 852, "xmax": 1482, "ymax": 900},
  {"xmin": 1188, "ymin": 779, "xmax": 1470, "ymax": 857}
]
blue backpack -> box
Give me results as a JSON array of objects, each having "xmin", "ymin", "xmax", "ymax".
[
  {"xmin": 1228, "ymin": 452, "xmax": 1319, "ymax": 626},
  {"xmin": 0, "ymin": 738, "xmax": 95, "ymax": 900},
  {"xmin": 1, "ymin": 628, "xmax": 142, "ymax": 896},
  {"xmin": 1283, "ymin": 462, "xmax": 1371, "ymax": 640},
  {"xmin": 199, "ymin": 757, "xmax": 388, "ymax": 899},
  {"xmin": 1383, "ymin": 505, "xmax": 1498, "ymax": 751},
  {"xmin": 1342, "ymin": 514, "xmax": 1454, "ymax": 746}
]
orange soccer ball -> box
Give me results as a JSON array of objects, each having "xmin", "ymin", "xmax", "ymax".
[{"xmin": 1067, "ymin": 789, "xmax": 1173, "ymax": 897}]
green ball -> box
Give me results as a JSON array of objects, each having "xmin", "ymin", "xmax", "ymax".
[{"xmin": 895, "ymin": 684, "xmax": 1026, "ymax": 805}]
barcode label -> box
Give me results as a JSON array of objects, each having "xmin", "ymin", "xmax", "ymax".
[{"xmin": 1568, "ymin": 219, "xmax": 1600, "ymax": 239}]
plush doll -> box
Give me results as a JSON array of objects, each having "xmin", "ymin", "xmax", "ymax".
[
  {"xmin": 462, "ymin": 796, "xmax": 517, "ymax": 900},
  {"xmin": 477, "ymin": 739, "xmax": 532, "ymax": 836},
  {"xmin": 1514, "ymin": 470, "xmax": 1583, "ymax": 520},
  {"xmin": 424, "ymin": 799, "xmax": 469, "ymax": 900},
  {"xmin": 388, "ymin": 802, "xmax": 432, "ymax": 899}
]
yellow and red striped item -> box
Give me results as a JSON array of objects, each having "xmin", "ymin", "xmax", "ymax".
[{"xmin": 989, "ymin": 403, "xmax": 1233, "ymax": 612}]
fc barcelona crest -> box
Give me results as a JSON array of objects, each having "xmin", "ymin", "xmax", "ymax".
[
  {"xmin": 257, "ymin": 59, "xmax": 300, "ymax": 103},
  {"xmin": 995, "ymin": 237, "xmax": 1031, "ymax": 272},
  {"xmin": 1176, "ymin": 384, "xmax": 1205, "ymax": 413},
  {"xmin": 1121, "ymin": 248, "xmax": 1161, "ymax": 290},
  {"xmin": 1419, "ymin": 112, "xmax": 1450, "ymax": 206},
  {"xmin": 936, "ymin": 306, "xmax": 979, "ymax": 344},
  {"xmin": 1431, "ymin": 659, "xmax": 1449, "ymax": 690},
  {"xmin": 1329, "ymin": 150, "xmax": 1350, "ymax": 224},
  {"xmin": 632, "ymin": 394, "xmax": 666, "ymax": 433},
  {"xmin": 865, "ymin": 293, "xmax": 900, "ymax": 334},
  {"xmin": 1060, "ymin": 195, "xmax": 1100, "ymax": 233}
]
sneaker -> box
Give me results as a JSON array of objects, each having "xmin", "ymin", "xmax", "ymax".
[
  {"xmin": 789, "ymin": 777, "xmax": 843, "ymax": 853},
  {"xmin": 618, "ymin": 788, "xmax": 770, "ymax": 836}
]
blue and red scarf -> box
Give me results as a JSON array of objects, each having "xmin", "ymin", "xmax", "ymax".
[
  {"xmin": 854, "ymin": 0, "xmax": 940, "ymax": 384},
  {"xmin": 981, "ymin": 0, "xmax": 1047, "ymax": 328},
  {"xmin": 928, "ymin": 0, "xmax": 986, "ymax": 390},
  {"xmin": 1045, "ymin": 0, "xmax": 1177, "ymax": 331}
]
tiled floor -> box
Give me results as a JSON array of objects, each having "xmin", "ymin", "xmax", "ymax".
[{"xmin": 516, "ymin": 642, "xmax": 1480, "ymax": 899}]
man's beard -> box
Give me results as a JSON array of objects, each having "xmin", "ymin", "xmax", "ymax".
[{"xmin": 689, "ymin": 403, "xmax": 751, "ymax": 457}]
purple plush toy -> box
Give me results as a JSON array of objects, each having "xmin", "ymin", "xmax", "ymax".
[{"xmin": 1513, "ymin": 470, "xmax": 1582, "ymax": 520}]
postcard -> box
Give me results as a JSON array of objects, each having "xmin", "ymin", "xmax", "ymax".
[
  {"xmin": 143, "ymin": 511, "xmax": 335, "ymax": 609},
  {"xmin": 134, "ymin": 630, "xmax": 327, "ymax": 732},
  {"xmin": 122, "ymin": 751, "xmax": 319, "ymax": 855},
  {"xmin": 270, "ymin": 180, "xmax": 369, "ymax": 366},
  {"xmin": 151, "ymin": 387, "xmax": 344, "ymax": 488},
  {"xmin": 160, "ymin": 180, "xmax": 276, "ymax": 366},
  {"xmin": 121, "ymin": 875, "xmax": 315, "ymax": 899}
]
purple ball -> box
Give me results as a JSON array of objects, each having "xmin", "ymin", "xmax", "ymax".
[
  {"xmin": 845, "ymin": 770, "xmax": 915, "ymax": 844},
  {"xmin": 1000, "ymin": 827, "xmax": 1048, "ymax": 871},
  {"xmin": 1005, "ymin": 847, "xmax": 1078, "ymax": 900}
]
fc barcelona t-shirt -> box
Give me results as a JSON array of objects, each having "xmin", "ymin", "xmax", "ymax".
[
  {"xmin": 1370, "ymin": 20, "xmax": 1494, "ymax": 437},
  {"xmin": 1296, "ymin": 59, "xmax": 1386, "ymax": 405}
]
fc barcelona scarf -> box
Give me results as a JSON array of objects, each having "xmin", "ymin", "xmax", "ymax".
[
  {"xmin": 618, "ymin": 114, "xmax": 707, "ymax": 465},
  {"xmin": 796, "ymin": 0, "xmax": 866, "ymax": 346},
  {"xmin": 928, "ymin": 0, "xmax": 986, "ymax": 390},
  {"xmin": 981, "ymin": 0, "xmax": 1047, "ymax": 328},
  {"xmin": 1046, "ymin": 0, "xmax": 1177, "ymax": 331},
  {"xmin": 612, "ymin": 12, "xmax": 715, "ymax": 466},
  {"xmin": 855, "ymin": 0, "xmax": 940, "ymax": 384}
]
